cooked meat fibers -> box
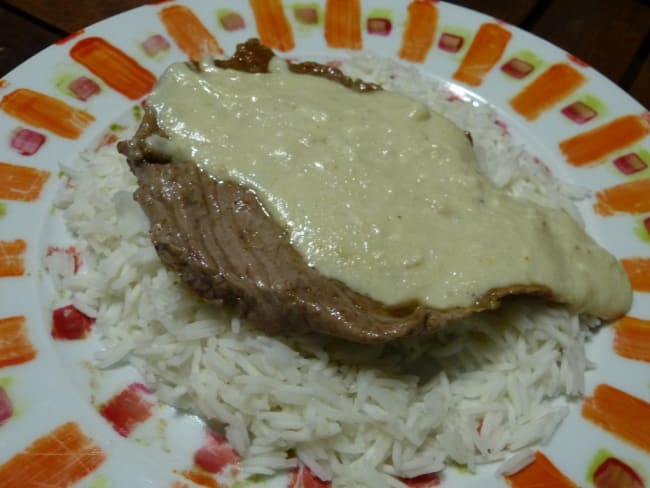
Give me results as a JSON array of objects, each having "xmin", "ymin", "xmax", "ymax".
[{"xmin": 118, "ymin": 39, "xmax": 552, "ymax": 343}]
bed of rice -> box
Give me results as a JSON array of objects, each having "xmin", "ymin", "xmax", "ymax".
[{"xmin": 48, "ymin": 55, "xmax": 597, "ymax": 487}]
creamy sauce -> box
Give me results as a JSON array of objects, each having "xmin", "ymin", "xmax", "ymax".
[{"xmin": 146, "ymin": 60, "xmax": 632, "ymax": 319}]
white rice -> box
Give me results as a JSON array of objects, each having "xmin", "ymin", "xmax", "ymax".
[{"xmin": 48, "ymin": 55, "xmax": 598, "ymax": 486}]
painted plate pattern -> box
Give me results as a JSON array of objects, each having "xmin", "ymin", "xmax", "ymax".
[{"xmin": 0, "ymin": 1, "xmax": 648, "ymax": 487}]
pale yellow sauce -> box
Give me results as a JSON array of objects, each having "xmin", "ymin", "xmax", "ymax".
[{"xmin": 146, "ymin": 61, "xmax": 632, "ymax": 319}]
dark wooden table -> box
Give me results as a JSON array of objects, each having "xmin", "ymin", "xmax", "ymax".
[{"xmin": 0, "ymin": 0, "xmax": 648, "ymax": 107}]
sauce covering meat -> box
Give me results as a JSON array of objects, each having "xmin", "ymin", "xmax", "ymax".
[{"xmin": 118, "ymin": 39, "xmax": 632, "ymax": 343}]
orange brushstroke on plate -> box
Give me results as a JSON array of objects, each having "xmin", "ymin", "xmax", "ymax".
[
  {"xmin": 398, "ymin": 0, "xmax": 439, "ymax": 62},
  {"xmin": 324, "ymin": 0, "xmax": 362, "ymax": 49},
  {"xmin": 593, "ymin": 178, "xmax": 650, "ymax": 216},
  {"xmin": 0, "ymin": 422, "xmax": 106, "ymax": 488},
  {"xmin": 0, "ymin": 162, "xmax": 50, "ymax": 202},
  {"xmin": 179, "ymin": 469, "xmax": 223, "ymax": 488},
  {"xmin": 160, "ymin": 5, "xmax": 223, "ymax": 61},
  {"xmin": 505, "ymin": 451, "xmax": 578, "ymax": 488},
  {"xmin": 614, "ymin": 316, "xmax": 650, "ymax": 362},
  {"xmin": 70, "ymin": 37, "xmax": 156, "ymax": 100},
  {"xmin": 249, "ymin": 0, "xmax": 295, "ymax": 52},
  {"xmin": 0, "ymin": 89, "xmax": 94, "ymax": 139},
  {"xmin": 559, "ymin": 115, "xmax": 650, "ymax": 167},
  {"xmin": 453, "ymin": 23, "xmax": 512, "ymax": 86},
  {"xmin": 0, "ymin": 239, "xmax": 26, "ymax": 277},
  {"xmin": 55, "ymin": 29, "xmax": 84, "ymax": 45},
  {"xmin": 0, "ymin": 316, "xmax": 36, "ymax": 368},
  {"xmin": 510, "ymin": 63, "xmax": 586, "ymax": 120},
  {"xmin": 620, "ymin": 258, "xmax": 650, "ymax": 292},
  {"xmin": 582, "ymin": 384, "xmax": 650, "ymax": 453}
]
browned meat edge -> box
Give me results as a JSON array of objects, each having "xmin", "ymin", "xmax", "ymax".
[{"xmin": 118, "ymin": 38, "xmax": 553, "ymax": 344}]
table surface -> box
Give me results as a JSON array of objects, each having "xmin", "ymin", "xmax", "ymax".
[{"xmin": 0, "ymin": 0, "xmax": 648, "ymax": 108}]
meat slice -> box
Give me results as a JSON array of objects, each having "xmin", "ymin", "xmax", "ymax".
[{"xmin": 118, "ymin": 39, "xmax": 553, "ymax": 344}]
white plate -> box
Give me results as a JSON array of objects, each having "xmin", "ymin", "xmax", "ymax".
[{"xmin": 0, "ymin": 1, "xmax": 648, "ymax": 487}]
